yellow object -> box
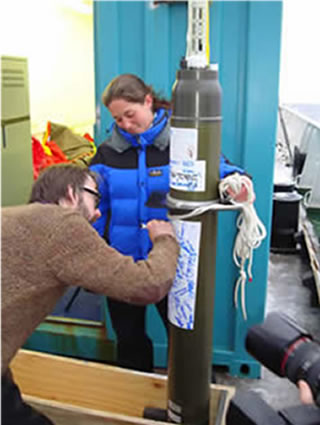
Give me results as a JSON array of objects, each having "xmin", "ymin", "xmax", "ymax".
[
  {"xmin": 206, "ymin": 0, "xmax": 210, "ymax": 65},
  {"xmin": 41, "ymin": 122, "xmax": 53, "ymax": 156}
]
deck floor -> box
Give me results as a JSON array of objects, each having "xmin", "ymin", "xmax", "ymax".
[{"xmin": 215, "ymin": 250, "xmax": 320, "ymax": 413}]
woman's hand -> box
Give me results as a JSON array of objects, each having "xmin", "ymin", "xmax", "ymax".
[
  {"xmin": 146, "ymin": 220, "xmax": 176, "ymax": 243},
  {"xmin": 226, "ymin": 175, "xmax": 255, "ymax": 203}
]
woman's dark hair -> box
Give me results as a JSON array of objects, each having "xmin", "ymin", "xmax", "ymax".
[
  {"xmin": 29, "ymin": 164, "xmax": 98, "ymax": 204},
  {"xmin": 101, "ymin": 74, "xmax": 171, "ymax": 112}
]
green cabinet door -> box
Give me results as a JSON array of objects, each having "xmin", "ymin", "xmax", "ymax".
[{"xmin": 1, "ymin": 56, "xmax": 33, "ymax": 207}]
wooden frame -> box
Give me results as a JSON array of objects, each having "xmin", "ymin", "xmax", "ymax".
[{"xmin": 11, "ymin": 350, "xmax": 235, "ymax": 425}]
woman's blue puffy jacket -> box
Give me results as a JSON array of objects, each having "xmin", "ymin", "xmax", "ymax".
[{"xmin": 90, "ymin": 109, "xmax": 244, "ymax": 261}]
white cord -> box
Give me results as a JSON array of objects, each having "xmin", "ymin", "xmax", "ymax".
[
  {"xmin": 168, "ymin": 173, "xmax": 266, "ymax": 320},
  {"xmin": 219, "ymin": 173, "xmax": 267, "ymax": 320}
]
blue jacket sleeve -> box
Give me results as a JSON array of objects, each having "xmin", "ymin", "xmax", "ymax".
[
  {"xmin": 219, "ymin": 154, "xmax": 245, "ymax": 180},
  {"xmin": 89, "ymin": 163, "xmax": 110, "ymax": 238}
]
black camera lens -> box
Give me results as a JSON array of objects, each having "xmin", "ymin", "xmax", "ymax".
[
  {"xmin": 245, "ymin": 312, "xmax": 320, "ymax": 407},
  {"xmin": 285, "ymin": 339, "xmax": 320, "ymax": 402}
]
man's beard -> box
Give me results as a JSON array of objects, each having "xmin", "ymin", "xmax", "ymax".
[{"xmin": 77, "ymin": 196, "xmax": 92, "ymax": 222}]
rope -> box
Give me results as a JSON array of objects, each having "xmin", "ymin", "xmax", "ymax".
[
  {"xmin": 168, "ymin": 173, "xmax": 266, "ymax": 320},
  {"xmin": 219, "ymin": 173, "xmax": 267, "ymax": 320}
]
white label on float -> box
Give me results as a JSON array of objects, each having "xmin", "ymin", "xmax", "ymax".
[
  {"xmin": 170, "ymin": 127, "xmax": 198, "ymax": 161},
  {"xmin": 170, "ymin": 159, "xmax": 206, "ymax": 192},
  {"xmin": 168, "ymin": 220, "xmax": 201, "ymax": 330}
]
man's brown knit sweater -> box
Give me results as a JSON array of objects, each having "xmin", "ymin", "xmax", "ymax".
[{"xmin": 1, "ymin": 203, "xmax": 179, "ymax": 374}]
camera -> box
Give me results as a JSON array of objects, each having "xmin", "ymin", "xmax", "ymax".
[
  {"xmin": 246, "ymin": 312, "xmax": 320, "ymax": 407},
  {"xmin": 226, "ymin": 312, "xmax": 320, "ymax": 425}
]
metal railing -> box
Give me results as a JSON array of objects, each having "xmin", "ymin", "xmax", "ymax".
[{"xmin": 278, "ymin": 104, "xmax": 320, "ymax": 209}]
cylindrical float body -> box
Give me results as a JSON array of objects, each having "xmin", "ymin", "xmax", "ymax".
[{"xmin": 167, "ymin": 67, "xmax": 222, "ymax": 425}]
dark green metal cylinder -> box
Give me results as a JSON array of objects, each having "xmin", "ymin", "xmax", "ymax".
[
  {"xmin": 170, "ymin": 67, "xmax": 221, "ymax": 202},
  {"xmin": 167, "ymin": 67, "xmax": 222, "ymax": 425}
]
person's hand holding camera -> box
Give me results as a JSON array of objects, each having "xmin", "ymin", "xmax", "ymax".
[{"xmin": 298, "ymin": 380, "xmax": 315, "ymax": 405}]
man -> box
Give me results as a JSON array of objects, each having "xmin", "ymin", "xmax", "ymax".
[{"xmin": 2, "ymin": 164, "xmax": 179, "ymax": 425}]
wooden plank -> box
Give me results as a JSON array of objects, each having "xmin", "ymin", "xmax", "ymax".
[
  {"xmin": 302, "ymin": 219, "xmax": 320, "ymax": 303},
  {"xmin": 11, "ymin": 350, "xmax": 235, "ymax": 425},
  {"xmin": 26, "ymin": 395, "xmax": 169, "ymax": 425},
  {"xmin": 27, "ymin": 393, "xmax": 234, "ymax": 425},
  {"xmin": 11, "ymin": 350, "xmax": 167, "ymax": 417}
]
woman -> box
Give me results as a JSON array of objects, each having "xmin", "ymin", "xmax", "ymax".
[{"xmin": 90, "ymin": 73, "xmax": 246, "ymax": 372}]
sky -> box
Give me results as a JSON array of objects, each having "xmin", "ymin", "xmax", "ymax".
[{"xmin": 279, "ymin": 0, "xmax": 320, "ymax": 104}]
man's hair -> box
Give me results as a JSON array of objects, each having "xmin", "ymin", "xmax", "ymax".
[
  {"xmin": 29, "ymin": 164, "xmax": 98, "ymax": 204},
  {"xmin": 102, "ymin": 74, "xmax": 171, "ymax": 112}
]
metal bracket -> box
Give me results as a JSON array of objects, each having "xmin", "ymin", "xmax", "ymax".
[{"xmin": 167, "ymin": 193, "xmax": 242, "ymax": 213}]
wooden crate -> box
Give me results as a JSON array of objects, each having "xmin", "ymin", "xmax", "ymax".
[
  {"xmin": 302, "ymin": 218, "xmax": 320, "ymax": 303},
  {"xmin": 11, "ymin": 350, "xmax": 235, "ymax": 425}
]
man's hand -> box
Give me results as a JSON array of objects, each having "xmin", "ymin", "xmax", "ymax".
[
  {"xmin": 298, "ymin": 380, "xmax": 314, "ymax": 405},
  {"xmin": 146, "ymin": 220, "xmax": 176, "ymax": 243}
]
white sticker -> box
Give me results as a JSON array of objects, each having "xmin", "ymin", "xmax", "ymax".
[
  {"xmin": 170, "ymin": 127, "xmax": 198, "ymax": 161},
  {"xmin": 168, "ymin": 220, "xmax": 201, "ymax": 330},
  {"xmin": 170, "ymin": 159, "xmax": 206, "ymax": 192}
]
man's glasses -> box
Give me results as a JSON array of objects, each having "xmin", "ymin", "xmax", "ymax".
[{"xmin": 81, "ymin": 186, "xmax": 101, "ymax": 208}]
